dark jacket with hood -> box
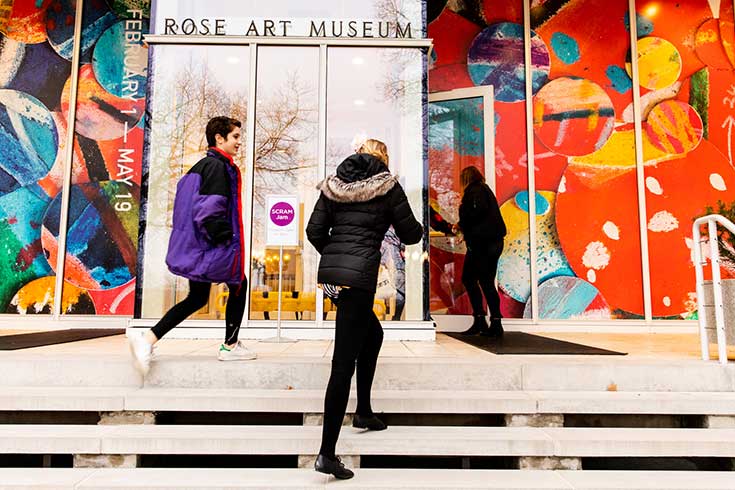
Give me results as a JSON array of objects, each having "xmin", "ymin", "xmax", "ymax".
[
  {"xmin": 165, "ymin": 147, "xmax": 246, "ymax": 284},
  {"xmin": 458, "ymin": 180, "xmax": 507, "ymax": 250},
  {"xmin": 306, "ymin": 153, "xmax": 423, "ymax": 293}
]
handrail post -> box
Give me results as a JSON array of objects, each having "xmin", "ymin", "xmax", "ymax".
[
  {"xmin": 692, "ymin": 222, "xmax": 709, "ymax": 360},
  {"xmin": 708, "ymin": 220, "xmax": 728, "ymax": 364}
]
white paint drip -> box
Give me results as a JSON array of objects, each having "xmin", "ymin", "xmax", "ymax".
[
  {"xmin": 648, "ymin": 210, "xmax": 679, "ymax": 232},
  {"xmin": 582, "ymin": 241, "xmax": 611, "ymax": 270},
  {"xmin": 587, "ymin": 269, "xmax": 597, "ymax": 283},
  {"xmin": 554, "ymin": 118, "xmax": 570, "ymax": 148},
  {"xmin": 709, "ymin": 173, "xmax": 727, "ymax": 191},
  {"xmin": 1, "ymin": 90, "xmax": 54, "ymax": 125},
  {"xmin": 645, "ymin": 176, "xmax": 663, "ymax": 195},
  {"xmin": 558, "ymin": 175, "xmax": 566, "ymax": 193},
  {"xmin": 603, "ymin": 221, "xmax": 620, "ymax": 240}
]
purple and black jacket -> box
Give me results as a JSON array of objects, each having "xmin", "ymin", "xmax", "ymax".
[{"xmin": 165, "ymin": 147, "xmax": 246, "ymax": 285}]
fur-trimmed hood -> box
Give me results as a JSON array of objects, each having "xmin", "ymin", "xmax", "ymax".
[
  {"xmin": 317, "ymin": 153, "xmax": 398, "ymax": 203},
  {"xmin": 318, "ymin": 171, "xmax": 398, "ymax": 203}
]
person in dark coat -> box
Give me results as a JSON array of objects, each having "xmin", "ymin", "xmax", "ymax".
[
  {"xmin": 455, "ymin": 166, "xmax": 507, "ymax": 337},
  {"xmin": 128, "ymin": 116, "xmax": 256, "ymax": 376},
  {"xmin": 306, "ymin": 139, "xmax": 423, "ymax": 479}
]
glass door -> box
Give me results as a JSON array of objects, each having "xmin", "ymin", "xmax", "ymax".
[
  {"xmin": 138, "ymin": 44, "xmax": 251, "ymax": 320},
  {"xmin": 248, "ymin": 46, "xmax": 320, "ymax": 322},
  {"xmin": 427, "ymin": 87, "xmax": 495, "ymax": 324}
]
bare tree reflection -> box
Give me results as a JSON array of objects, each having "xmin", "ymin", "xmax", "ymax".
[
  {"xmin": 149, "ymin": 62, "xmax": 317, "ymax": 231},
  {"xmin": 254, "ymin": 72, "xmax": 318, "ymax": 208}
]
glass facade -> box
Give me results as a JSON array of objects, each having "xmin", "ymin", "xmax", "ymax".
[
  {"xmin": 0, "ymin": 1, "xmax": 149, "ymax": 316},
  {"xmin": 139, "ymin": 44, "xmax": 250, "ymax": 320},
  {"xmin": 0, "ymin": 0, "xmax": 729, "ymax": 329},
  {"xmin": 532, "ymin": 0, "xmax": 643, "ymax": 320}
]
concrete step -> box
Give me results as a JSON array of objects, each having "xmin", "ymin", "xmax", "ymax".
[
  {"xmin": 2, "ymin": 425, "xmax": 735, "ymax": 457},
  {"xmin": 1, "ymin": 355, "xmax": 734, "ymax": 391},
  {"xmin": 1, "ymin": 468, "xmax": 735, "ymax": 489},
  {"xmin": 4, "ymin": 387, "xmax": 735, "ymax": 415}
]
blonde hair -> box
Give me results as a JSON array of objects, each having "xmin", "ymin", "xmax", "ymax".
[
  {"xmin": 460, "ymin": 166, "xmax": 485, "ymax": 193},
  {"xmin": 358, "ymin": 138, "xmax": 389, "ymax": 165}
]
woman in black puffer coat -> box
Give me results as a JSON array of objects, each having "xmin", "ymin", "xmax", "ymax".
[
  {"xmin": 456, "ymin": 166, "xmax": 507, "ymax": 338},
  {"xmin": 306, "ymin": 139, "xmax": 422, "ymax": 479}
]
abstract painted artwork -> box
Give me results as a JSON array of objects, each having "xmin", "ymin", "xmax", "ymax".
[
  {"xmin": 428, "ymin": 0, "xmax": 735, "ymax": 320},
  {"xmin": 0, "ymin": 0, "xmax": 149, "ymax": 315}
]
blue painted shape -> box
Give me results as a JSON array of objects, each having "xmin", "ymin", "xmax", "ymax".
[
  {"xmin": 514, "ymin": 191, "xmax": 550, "ymax": 215},
  {"xmin": 467, "ymin": 22, "xmax": 550, "ymax": 102},
  {"xmin": 44, "ymin": 182, "xmax": 137, "ymax": 289},
  {"xmin": 47, "ymin": 0, "xmax": 118, "ymax": 61},
  {"xmin": 0, "ymin": 90, "xmax": 58, "ymax": 197},
  {"xmin": 541, "ymin": 278, "xmax": 599, "ymax": 318},
  {"xmin": 92, "ymin": 20, "xmax": 149, "ymax": 99},
  {"xmin": 0, "ymin": 184, "xmax": 52, "ymax": 259},
  {"xmin": 7, "ymin": 41, "xmax": 71, "ymax": 110},
  {"xmin": 605, "ymin": 65, "xmax": 632, "ymax": 94},
  {"xmin": 624, "ymin": 12, "xmax": 654, "ymax": 37},
  {"xmin": 550, "ymin": 32, "xmax": 580, "ymax": 65}
]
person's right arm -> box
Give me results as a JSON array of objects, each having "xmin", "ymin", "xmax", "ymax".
[
  {"xmin": 192, "ymin": 160, "xmax": 232, "ymax": 244},
  {"xmin": 388, "ymin": 184, "xmax": 423, "ymax": 245},
  {"xmin": 306, "ymin": 193, "xmax": 333, "ymax": 254}
]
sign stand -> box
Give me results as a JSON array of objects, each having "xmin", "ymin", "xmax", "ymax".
[
  {"xmin": 262, "ymin": 195, "xmax": 298, "ymax": 344},
  {"xmin": 262, "ymin": 245, "xmax": 295, "ymax": 343}
]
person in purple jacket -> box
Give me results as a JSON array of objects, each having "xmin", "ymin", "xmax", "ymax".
[{"xmin": 128, "ymin": 116, "xmax": 256, "ymax": 375}]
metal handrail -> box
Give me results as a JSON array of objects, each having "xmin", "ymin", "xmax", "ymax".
[{"xmin": 692, "ymin": 214, "xmax": 735, "ymax": 364}]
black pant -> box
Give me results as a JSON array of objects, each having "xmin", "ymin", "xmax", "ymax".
[
  {"xmin": 151, "ymin": 277, "xmax": 248, "ymax": 344},
  {"xmin": 319, "ymin": 287, "xmax": 384, "ymax": 458},
  {"xmin": 462, "ymin": 239, "xmax": 503, "ymax": 318}
]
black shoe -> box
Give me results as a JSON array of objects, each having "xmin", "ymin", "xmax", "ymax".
[
  {"xmin": 315, "ymin": 454, "xmax": 354, "ymax": 479},
  {"xmin": 481, "ymin": 318, "xmax": 504, "ymax": 339},
  {"xmin": 353, "ymin": 413, "xmax": 387, "ymax": 431},
  {"xmin": 460, "ymin": 315, "xmax": 489, "ymax": 335}
]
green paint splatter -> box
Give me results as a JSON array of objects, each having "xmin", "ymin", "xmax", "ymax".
[
  {"xmin": 689, "ymin": 68, "xmax": 709, "ymax": 139},
  {"xmin": 0, "ymin": 220, "xmax": 43, "ymax": 311}
]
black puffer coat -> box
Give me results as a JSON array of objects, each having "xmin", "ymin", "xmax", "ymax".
[
  {"xmin": 458, "ymin": 180, "xmax": 507, "ymax": 250},
  {"xmin": 306, "ymin": 153, "xmax": 423, "ymax": 293}
]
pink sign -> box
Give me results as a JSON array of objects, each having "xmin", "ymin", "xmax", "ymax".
[{"xmin": 270, "ymin": 201, "xmax": 295, "ymax": 227}]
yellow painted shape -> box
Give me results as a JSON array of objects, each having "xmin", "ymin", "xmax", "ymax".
[
  {"xmin": 14, "ymin": 277, "xmax": 87, "ymax": 314},
  {"xmin": 636, "ymin": 37, "xmax": 681, "ymax": 90}
]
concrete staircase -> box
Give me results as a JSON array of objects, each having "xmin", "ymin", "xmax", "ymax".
[
  {"xmin": 2, "ymin": 468, "xmax": 735, "ymax": 489},
  {"xmin": 1, "ymin": 345, "xmax": 734, "ymax": 488}
]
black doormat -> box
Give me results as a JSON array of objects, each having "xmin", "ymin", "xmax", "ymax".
[
  {"xmin": 446, "ymin": 331, "xmax": 626, "ymax": 355},
  {"xmin": 0, "ymin": 329, "xmax": 125, "ymax": 350}
]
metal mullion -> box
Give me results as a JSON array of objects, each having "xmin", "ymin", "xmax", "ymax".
[
  {"xmin": 243, "ymin": 43, "xmax": 258, "ymax": 324},
  {"xmin": 53, "ymin": 0, "xmax": 85, "ymax": 319},
  {"xmin": 628, "ymin": 0, "xmax": 654, "ymax": 325},
  {"xmin": 315, "ymin": 44, "xmax": 328, "ymax": 328},
  {"xmin": 145, "ymin": 35, "xmax": 433, "ymax": 48},
  {"xmin": 523, "ymin": 0, "xmax": 539, "ymax": 323}
]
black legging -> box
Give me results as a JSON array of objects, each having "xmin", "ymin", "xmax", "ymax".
[
  {"xmin": 462, "ymin": 239, "xmax": 503, "ymax": 318},
  {"xmin": 151, "ymin": 277, "xmax": 248, "ymax": 344},
  {"xmin": 319, "ymin": 287, "xmax": 384, "ymax": 458}
]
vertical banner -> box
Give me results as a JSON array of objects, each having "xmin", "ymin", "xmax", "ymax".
[{"xmin": 266, "ymin": 195, "xmax": 299, "ymax": 247}]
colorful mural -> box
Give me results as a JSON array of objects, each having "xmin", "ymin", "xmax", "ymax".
[
  {"xmin": 0, "ymin": 0, "xmax": 149, "ymax": 315},
  {"xmin": 428, "ymin": 0, "xmax": 735, "ymax": 321},
  {"xmin": 428, "ymin": 0, "xmax": 531, "ymax": 318}
]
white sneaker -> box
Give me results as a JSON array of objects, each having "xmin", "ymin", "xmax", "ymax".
[
  {"xmin": 218, "ymin": 340, "xmax": 257, "ymax": 361},
  {"xmin": 128, "ymin": 331, "xmax": 153, "ymax": 375}
]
